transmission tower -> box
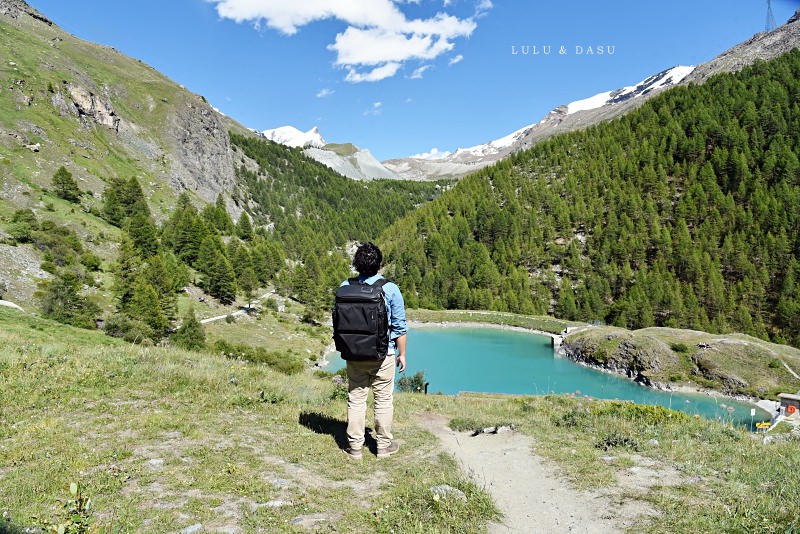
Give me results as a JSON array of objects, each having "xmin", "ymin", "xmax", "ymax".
[{"xmin": 765, "ymin": 0, "xmax": 777, "ymax": 32}]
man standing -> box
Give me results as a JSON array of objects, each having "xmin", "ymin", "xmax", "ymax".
[{"xmin": 335, "ymin": 242, "xmax": 407, "ymax": 459}]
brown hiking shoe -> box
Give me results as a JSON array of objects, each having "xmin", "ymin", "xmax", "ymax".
[
  {"xmin": 343, "ymin": 447, "xmax": 363, "ymax": 460},
  {"xmin": 377, "ymin": 441, "xmax": 400, "ymax": 458}
]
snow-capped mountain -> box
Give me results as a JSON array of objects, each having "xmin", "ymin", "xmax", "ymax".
[
  {"xmin": 260, "ymin": 9, "xmax": 800, "ymax": 182},
  {"xmin": 383, "ymin": 65, "xmax": 696, "ymax": 179},
  {"xmin": 258, "ymin": 126, "xmax": 326, "ymax": 148}
]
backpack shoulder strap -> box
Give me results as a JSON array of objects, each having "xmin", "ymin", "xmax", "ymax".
[{"xmin": 347, "ymin": 277, "xmax": 390, "ymax": 287}]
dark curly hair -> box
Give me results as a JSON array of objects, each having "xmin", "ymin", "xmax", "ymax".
[{"xmin": 353, "ymin": 242, "xmax": 383, "ymax": 276}]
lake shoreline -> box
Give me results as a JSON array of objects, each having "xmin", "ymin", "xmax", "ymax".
[{"xmin": 319, "ymin": 320, "xmax": 777, "ymax": 417}]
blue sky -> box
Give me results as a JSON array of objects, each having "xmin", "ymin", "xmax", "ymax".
[{"xmin": 28, "ymin": 0, "xmax": 800, "ymax": 161}]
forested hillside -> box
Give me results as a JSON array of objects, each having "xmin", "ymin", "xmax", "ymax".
[
  {"xmin": 85, "ymin": 136, "xmax": 443, "ymax": 341},
  {"xmin": 381, "ymin": 50, "xmax": 800, "ymax": 347},
  {"xmin": 230, "ymin": 134, "xmax": 443, "ymax": 258},
  {"xmin": 228, "ymin": 134, "xmax": 443, "ymax": 310}
]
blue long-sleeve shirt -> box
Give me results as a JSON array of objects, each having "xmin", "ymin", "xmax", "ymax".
[{"xmin": 340, "ymin": 273, "xmax": 407, "ymax": 353}]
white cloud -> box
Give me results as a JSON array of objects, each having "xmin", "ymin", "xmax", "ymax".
[
  {"xmin": 210, "ymin": 0, "xmax": 488, "ymax": 82},
  {"xmin": 449, "ymin": 54, "xmax": 463, "ymax": 66},
  {"xmin": 410, "ymin": 65, "xmax": 432, "ymax": 79},
  {"xmin": 410, "ymin": 147, "xmax": 451, "ymax": 160},
  {"xmin": 475, "ymin": 0, "xmax": 493, "ymax": 15},
  {"xmin": 363, "ymin": 101, "xmax": 383, "ymax": 116},
  {"xmin": 346, "ymin": 63, "xmax": 401, "ymax": 83},
  {"xmin": 316, "ymin": 87, "xmax": 335, "ymax": 98}
]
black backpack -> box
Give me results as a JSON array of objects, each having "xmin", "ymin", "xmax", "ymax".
[{"xmin": 332, "ymin": 278, "xmax": 390, "ymax": 361}]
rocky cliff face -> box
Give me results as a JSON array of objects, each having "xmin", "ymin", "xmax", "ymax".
[
  {"xmin": 0, "ymin": 0, "xmax": 245, "ymax": 216},
  {"xmin": 165, "ymin": 99, "xmax": 239, "ymax": 206},
  {"xmin": 0, "ymin": 0, "xmax": 250, "ymax": 304}
]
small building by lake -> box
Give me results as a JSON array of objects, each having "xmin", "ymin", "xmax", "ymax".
[{"xmin": 778, "ymin": 393, "xmax": 800, "ymax": 416}]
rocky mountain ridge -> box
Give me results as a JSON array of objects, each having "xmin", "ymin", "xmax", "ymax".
[
  {"xmin": 385, "ymin": 9, "xmax": 800, "ymax": 180},
  {"xmin": 0, "ymin": 0, "xmax": 261, "ymax": 303},
  {"xmin": 256, "ymin": 126, "xmax": 407, "ymax": 181},
  {"xmin": 0, "ymin": 0, "xmax": 252, "ymax": 217}
]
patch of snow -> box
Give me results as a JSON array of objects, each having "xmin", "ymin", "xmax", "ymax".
[
  {"xmin": 567, "ymin": 90, "xmax": 614, "ymax": 114},
  {"xmin": 567, "ymin": 65, "xmax": 694, "ymax": 115},
  {"xmin": 258, "ymin": 126, "xmax": 326, "ymax": 148}
]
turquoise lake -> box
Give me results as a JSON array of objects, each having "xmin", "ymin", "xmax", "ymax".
[{"xmin": 325, "ymin": 326, "xmax": 771, "ymax": 426}]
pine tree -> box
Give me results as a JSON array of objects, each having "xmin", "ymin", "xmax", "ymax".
[
  {"xmin": 122, "ymin": 177, "xmax": 150, "ymax": 219},
  {"xmin": 171, "ymin": 306, "xmax": 206, "ymax": 351},
  {"xmin": 215, "ymin": 194, "xmax": 234, "ymax": 230},
  {"xmin": 172, "ymin": 207, "xmax": 206, "ymax": 265},
  {"xmin": 38, "ymin": 269, "xmax": 99, "ymax": 329},
  {"xmin": 209, "ymin": 254, "xmax": 237, "ymax": 305},
  {"xmin": 113, "ymin": 236, "xmax": 142, "ymax": 313},
  {"xmin": 196, "ymin": 235, "xmax": 225, "ymax": 280},
  {"xmin": 142, "ymin": 254, "xmax": 177, "ymax": 321},
  {"xmin": 126, "ymin": 212, "xmax": 160, "ymax": 258},
  {"xmin": 163, "ymin": 251, "xmax": 191, "ymax": 292},
  {"xmin": 129, "ymin": 276, "xmax": 168, "ymax": 335},
  {"xmin": 51, "ymin": 166, "xmax": 82, "ymax": 202},
  {"xmin": 236, "ymin": 212, "xmax": 254, "ymax": 241},
  {"xmin": 556, "ymin": 277, "xmax": 578, "ymax": 321},
  {"xmin": 238, "ymin": 267, "xmax": 258, "ymax": 309}
]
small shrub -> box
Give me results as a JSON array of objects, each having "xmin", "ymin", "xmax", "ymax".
[
  {"xmin": 213, "ymin": 339, "xmax": 304, "ymax": 374},
  {"xmin": 34, "ymin": 482, "xmax": 96, "ymax": 534},
  {"xmin": 397, "ymin": 370, "xmax": 427, "ymax": 393},
  {"xmin": 553, "ymin": 409, "xmax": 589, "ymax": 429},
  {"xmin": 225, "ymin": 314, "xmax": 235, "ymax": 324},
  {"xmin": 259, "ymin": 389, "xmax": 286, "ymax": 404},
  {"xmin": 329, "ymin": 374, "xmax": 348, "ymax": 400},
  {"xmin": 80, "ymin": 251, "xmax": 102, "ymax": 272},
  {"xmin": 103, "ymin": 314, "xmax": 155, "ymax": 344},
  {"xmin": 671, "ymin": 342, "xmax": 690, "ymax": 354},
  {"xmin": 39, "ymin": 261, "xmax": 58, "ymax": 274},
  {"xmin": 768, "ymin": 358, "xmax": 782, "ymax": 369},
  {"xmin": 171, "ymin": 307, "xmax": 206, "ymax": 351},
  {"xmin": 596, "ymin": 431, "xmax": 640, "ymax": 451},
  {"xmin": 214, "ymin": 338, "xmax": 235, "ymax": 356},
  {"xmin": 251, "ymin": 349, "xmax": 305, "ymax": 375}
]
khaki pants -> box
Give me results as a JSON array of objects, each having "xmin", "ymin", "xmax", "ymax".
[{"xmin": 346, "ymin": 355, "xmax": 395, "ymax": 450}]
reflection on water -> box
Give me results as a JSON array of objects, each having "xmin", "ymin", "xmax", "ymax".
[{"xmin": 324, "ymin": 326, "xmax": 770, "ymax": 427}]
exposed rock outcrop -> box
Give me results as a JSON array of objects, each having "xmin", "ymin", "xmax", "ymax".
[
  {"xmin": 562, "ymin": 333, "xmax": 676, "ymax": 387},
  {"xmin": 0, "ymin": 0, "xmax": 51, "ymax": 24},
  {"xmin": 690, "ymin": 354, "xmax": 750, "ymax": 393},
  {"xmin": 164, "ymin": 98, "xmax": 239, "ymax": 208},
  {"xmin": 65, "ymin": 83, "xmax": 120, "ymax": 131}
]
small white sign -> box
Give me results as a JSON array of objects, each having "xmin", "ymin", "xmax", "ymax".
[{"xmin": 751, "ymin": 408, "xmax": 756, "ymax": 417}]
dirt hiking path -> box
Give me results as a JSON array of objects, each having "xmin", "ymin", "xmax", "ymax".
[{"xmin": 420, "ymin": 413, "xmax": 656, "ymax": 533}]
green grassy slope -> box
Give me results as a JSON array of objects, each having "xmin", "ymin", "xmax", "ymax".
[{"xmin": 2, "ymin": 307, "xmax": 800, "ymax": 533}]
